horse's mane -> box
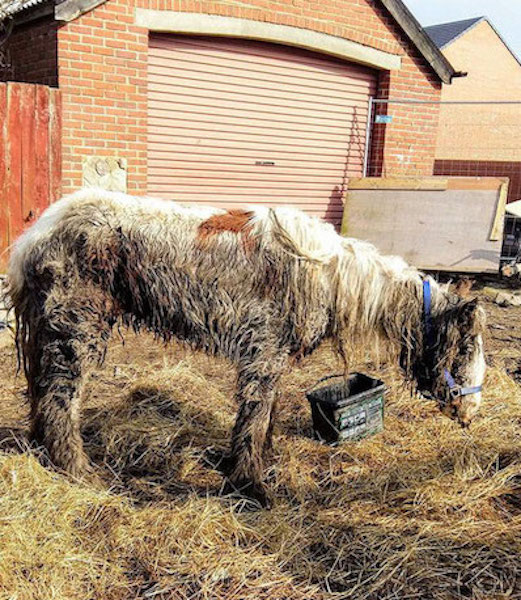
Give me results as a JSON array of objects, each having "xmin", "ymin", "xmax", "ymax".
[
  {"xmin": 250, "ymin": 206, "xmax": 429, "ymax": 358},
  {"xmin": 255, "ymin": 206, "xmax": 485, "ymax": 380}
]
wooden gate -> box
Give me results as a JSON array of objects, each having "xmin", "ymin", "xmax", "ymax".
[{"xmin": 0, "ymin": 82, "xmax": 61, "ymax": 271}]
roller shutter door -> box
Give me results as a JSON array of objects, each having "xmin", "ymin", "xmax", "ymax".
[{"xmin": 147, "ymin": 35, "xmax": 377, "ymax": 224}]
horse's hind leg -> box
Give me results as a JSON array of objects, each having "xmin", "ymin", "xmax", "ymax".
[
  {"xmin": 227, "ymin": 356, "xmax": 285, "ymax": 507},
  {"xmin": 25, "ymin": 289, "xmax": 111, "ymax": 477}
]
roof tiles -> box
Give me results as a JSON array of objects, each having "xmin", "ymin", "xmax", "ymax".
[{"xmin": 425, "ymin": 17, "xmax": 483, "ymax": 49}]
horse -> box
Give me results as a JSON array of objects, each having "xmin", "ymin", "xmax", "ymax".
[{"xmin": 7, "ymin": 188, "xmax": 486, "ymax": 507}]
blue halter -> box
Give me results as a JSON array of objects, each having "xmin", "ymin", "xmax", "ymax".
[{"xmin": 423, "ymin": 279, "xmax": 482, "ymax": 398}]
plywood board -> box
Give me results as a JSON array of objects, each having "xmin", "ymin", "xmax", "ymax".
[
  {"xmin": 348, "ymin": 177, "xmax": 448, "ymax": 191},
  {"xmin": 342, "ymin": 178, "xmax": 507, "ymax": 273}
]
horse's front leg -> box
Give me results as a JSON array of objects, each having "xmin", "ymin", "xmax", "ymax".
[{"xmin": 226, "ymin": 362, "xmax": 282, "ymax": 508}]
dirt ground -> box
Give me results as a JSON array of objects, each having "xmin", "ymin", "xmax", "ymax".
[
  {"xmin": 483, "ymin": 296, "xmax": 521, "ymax": 382},
  {"xmin": 1, "ymin": 288, "xmax": 521, "ymax": 599}
]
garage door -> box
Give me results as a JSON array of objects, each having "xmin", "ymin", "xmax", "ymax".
[{"xmin": 147, "ymin": 35, "xmax": 377, "ymax": 224}]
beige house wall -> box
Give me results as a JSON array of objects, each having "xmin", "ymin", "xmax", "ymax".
[{"xmin": 436, "ymin": 20, "xmax": 521, "ymax": 161}]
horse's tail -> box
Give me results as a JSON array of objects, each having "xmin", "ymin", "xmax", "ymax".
[
  {"xmin": 6, "ymin": 198, "xmax": 71, "ymax": 376},
  {"xmin": 6, "ymin": 229, "xmax": 38, "ymax": 377}
]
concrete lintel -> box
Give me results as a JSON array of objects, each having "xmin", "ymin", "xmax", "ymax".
[
  {"xmin": 135, "ymin": 10, "xmax": 402, "ymax": 71},
  {"xmin": 379, "ymin": 0, "xmax": 456, "ymax": 83}
]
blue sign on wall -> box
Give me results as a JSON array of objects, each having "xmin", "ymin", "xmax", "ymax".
[{"xmin": 375, "ymin": 115, "xmax": 393, "ymax": 124}]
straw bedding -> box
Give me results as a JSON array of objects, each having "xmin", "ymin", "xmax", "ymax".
[{"xmin": 0, "ymin": 294, "xmax": 520, "ymax": 600}]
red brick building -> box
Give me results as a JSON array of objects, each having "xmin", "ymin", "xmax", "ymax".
[
  {"xmin": 1, "ymin": 0, "xmax": 458, "ymax": 222},
  {"xmin": 426, "ymin": 17, "xmax": 521, "ymax": 206}
]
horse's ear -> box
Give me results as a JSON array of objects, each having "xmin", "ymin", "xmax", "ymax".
[
  {"xmin": 457, "ymin": 298, "xmax": 486, "ymax": 335},
  {"xmin": 454, "ymin": 277, "xmax": 475, "ymax": 298},
  {"xmin": 439, "ymin": 280, "xmax": 451, "ymax": 293}
]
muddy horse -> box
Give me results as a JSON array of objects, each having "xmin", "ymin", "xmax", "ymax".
[{"xmin": 8, "ymin": 189, "xmax": 486, "ymax": 506}]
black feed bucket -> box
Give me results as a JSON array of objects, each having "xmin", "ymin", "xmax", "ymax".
[{"xmin": 306, "ymin": 373, "xmax": 385, "ymax": 445}]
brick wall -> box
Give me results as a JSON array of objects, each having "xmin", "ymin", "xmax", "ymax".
[
  {"xmin": 57, "ymin": 0, "xmax": 148, "ymax": 193},
  {"xmin": 434, "ymin": 160, "xmax": 521, "ymax": 204},
  {"xmin": 1, "ymin": 16, "xmax": 58, "ymax": 86},
  {"xmin": 12, "ymin": 0, "xmax": 444, "ymax": 194},
  {"xmin": 368, "ymin": 95, "xmax": 441, "ymax": 177}
]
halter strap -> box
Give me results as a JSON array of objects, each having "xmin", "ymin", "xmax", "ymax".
[
  {"xmin": 422, "ymin": 278, "xmax": 482, "ymax": 398},
  {"xmin": 422, "ymin": 279, "xmax": 436, "ymax": 349},
  {"xmin": 443, "ymin": 369, "xmax": 483, "ymax": 398}
]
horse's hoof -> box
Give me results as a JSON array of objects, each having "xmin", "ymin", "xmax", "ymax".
[{"xmin": 222, "ymin": 479, "xmax": 273, "ymax": 510}]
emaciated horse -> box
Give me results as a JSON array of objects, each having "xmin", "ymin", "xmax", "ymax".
[{"xmin": 7, "ymin": 189, "xmax": 486, "ymax": 506}]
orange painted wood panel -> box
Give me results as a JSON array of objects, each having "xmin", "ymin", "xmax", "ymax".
[
  {"xmin": 20, "ymin": 84, "xmax": 37, "ymax": 227},
  {"xmin": 49, "ymin": 88, "xmax": 62, "ymax": 204},
  {"xmin": 7, "ymin": 83, "xmax": 23, "ymax": 244},
  {"xmin": 0, "ymin": 85, "xmax": 7, "ymax": 271},
  {"xmin": 0, "ymin": 83, "xmax": 61, "ymax": 272},
  {"xmin": 34, "ymin": 85, "xmax": 50, "ymax": 218}
]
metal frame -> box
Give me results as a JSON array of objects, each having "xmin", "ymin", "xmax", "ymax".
[{"xmin": 362, "ymin": 97, "xmax": 521, "ymax": 264}]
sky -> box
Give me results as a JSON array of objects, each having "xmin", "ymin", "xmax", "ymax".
[{"xmin": 402, "ymin": 0, "xmax": 521, "ymax": 61}]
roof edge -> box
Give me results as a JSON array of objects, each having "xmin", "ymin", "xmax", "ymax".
[
  {"xmin": 11, "ymin": 0, "xmax": 461, "ymax": 84},
  {"xmin": 439, "ymin": 16, "xmax": 521, "ymax": 68},
  {"xmin": 425, "ymin": 16, "xmax": 484, "ymax": 50},
  {"xmin": 378, "ymin": 0, "xmax": 459, "ymax": 84},
  {"xmin": 485, "ymin": 18, "xmax": 521, "ymax": 68},
  {"xmin": 8, "ymin": 1, "xmax": 53, "ymax": 26},
  {"xmin": 54, "ymin": 0, "xmax": 107, "ymax": 21}
]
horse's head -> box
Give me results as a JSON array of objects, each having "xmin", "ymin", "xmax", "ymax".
[{"xmin": 403, "ymin": 287, "xmax": 486, "ymax": 428}]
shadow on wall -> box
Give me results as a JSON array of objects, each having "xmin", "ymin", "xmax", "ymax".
[
  {"xmin": 366, "ymin": 101, "xmax": 389, "ymax": 178},
  {"xmin": 0, "ymin": 17, "xmax": 58, "ymax": 86},
  {"xmin": 326, "ymin": 106, "xmax": 369, "ymax": 228}
]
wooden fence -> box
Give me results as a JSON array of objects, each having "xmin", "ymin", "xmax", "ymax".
[{"xmin": 0, "ymin": 82, "xmax": 61, "ymax": 271}]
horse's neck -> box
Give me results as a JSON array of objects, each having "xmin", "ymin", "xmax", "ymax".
[
  {"xmin": 376, "ymin": 265, "xmax": 451, "ymax": 348},
  {"xmin": 341, "ymin": 249, "xmax": 434, "ymax": 344}
]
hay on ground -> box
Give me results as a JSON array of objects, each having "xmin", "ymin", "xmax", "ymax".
[{"xmin": 0, "ymin": 298, "xmax": 521, "ymax": 600}]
